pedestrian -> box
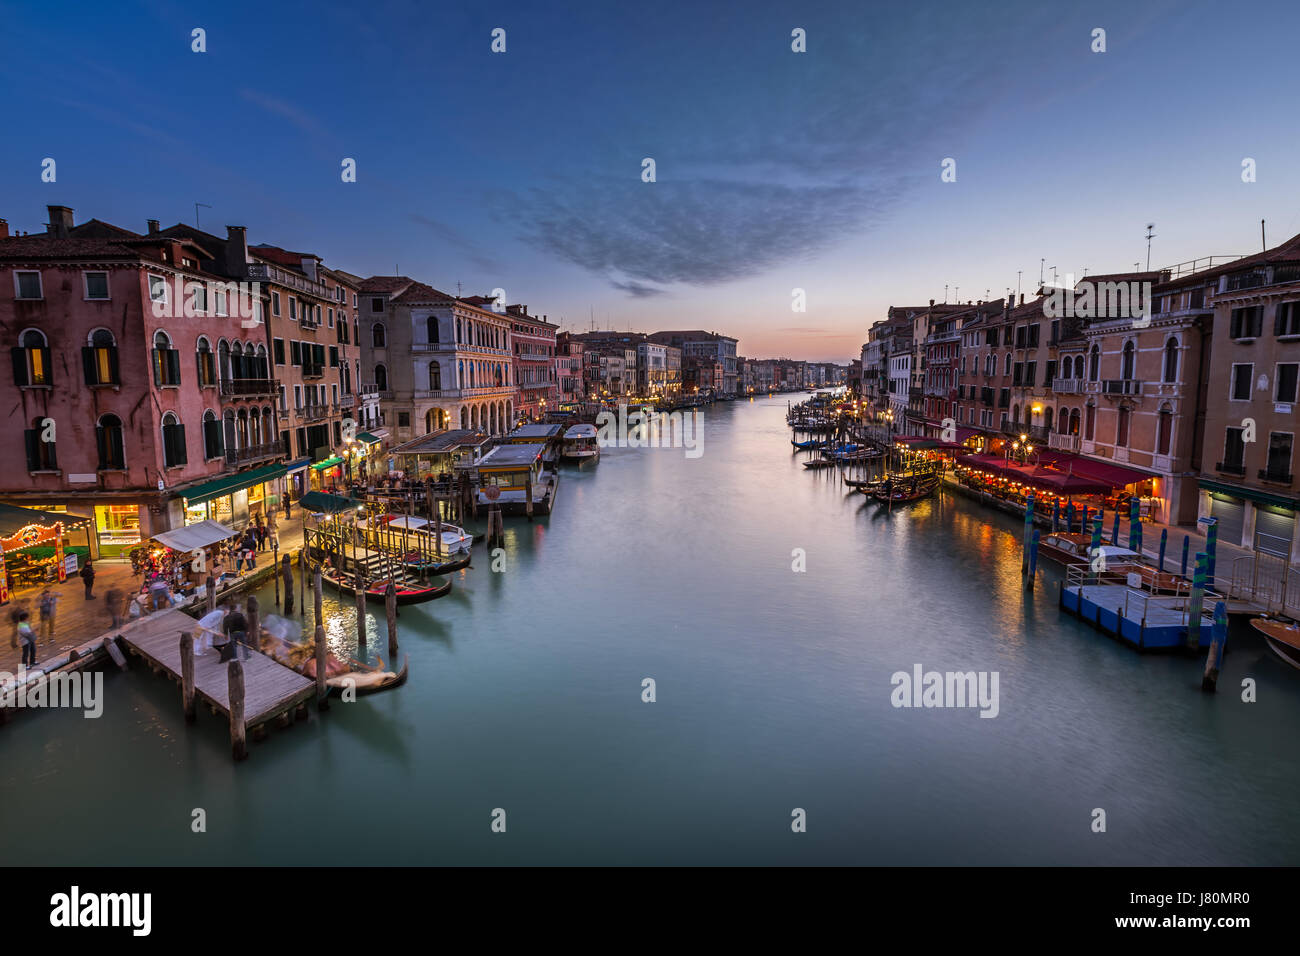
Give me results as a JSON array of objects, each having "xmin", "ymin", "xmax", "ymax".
[
  {"xmin": 222, "ymin": 601, "xmax": 248, "ymax": 662},
  {"xmin": 242, "ymin": 529, "xmax": 258, "ymax": 570},
  {"xmin": 38, "ymin": 587, "xmax": 59, "ymax": 644},
  {"xmin": 80, "ymin": 559, "xmax": 96, "ymax": 599},
  {"xmin": 256, "ymin": 516, "xmax": 267, "ymax": 552},
  {"xmin": 105, "ymin": 585, "xmax": 124, "ymax": 628},
  {"xmin": 17, "ymin": 612, "xmax": 37, "ymax": 668},
  {"xmin": 9, "ymin": 600, "xmax": 27, "ymax": 648}
]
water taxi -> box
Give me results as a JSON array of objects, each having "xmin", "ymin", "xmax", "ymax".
[
  {"xmin": 560, "ymin": 424, "xmax": 600, "ymax": 464},
  {"xmin": 1251, "ymin": 617, "xmax": 1300, "ymax": 671}
]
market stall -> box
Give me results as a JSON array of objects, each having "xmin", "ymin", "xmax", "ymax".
[
  {"xmin": 0, "ymin": 503, "xmax": 91, "ymax": 603},
  {"xmin": 146, "ymin": 520, "xmax": 239, "ymax": 598}
]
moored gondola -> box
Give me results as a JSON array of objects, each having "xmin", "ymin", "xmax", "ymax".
[{"xmin": 321, "ymin": 566, "xmax": 452, "ymax": 604}]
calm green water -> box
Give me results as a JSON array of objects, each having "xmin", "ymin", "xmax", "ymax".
[{"xmin": 4, "ymin": 398, "xmax": 1298, "ymax": 865}]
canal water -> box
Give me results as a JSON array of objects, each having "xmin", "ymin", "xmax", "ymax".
[{"xmin": 4, "ymin": 398, "xmax": 1298, "ymax": 865}]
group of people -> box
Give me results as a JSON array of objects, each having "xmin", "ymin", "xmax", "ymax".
[{"xmin": 195, "ymin": 599, "xmax": 254, "ymax": 663}]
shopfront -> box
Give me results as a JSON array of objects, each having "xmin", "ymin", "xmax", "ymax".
[
  {"xmin": 179, "ymin": 464, "xmax": 288, "ymax": 531},
  {"xmin": 310, "ymin": 456, "xmax": 344, "ymax": 492}
]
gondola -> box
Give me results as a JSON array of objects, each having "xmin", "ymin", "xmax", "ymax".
[
  {"xmin": 326, "ymin": 655, "xmax": 410, "ymax": 697},
  {"xmin": 791, "ymin": 438, "xmax": 824, "ymax": 450},
  {"xmin": 322, "ymin": 567, "xmax": 452, "ymax": 604},
  {"xmin": 802, "ymin": 456, "xmax": 838, "ymax": 469},
  {"xmin": 844, "ymin": 476, "xmax": 885, "ymax": 492},
  {"xmin": 401, "ymin": 549, "xmax": 473, "ymax": 575},
  {"xmin": 872, "ymin": 475, "xmax": 940, "ymax": 504}
]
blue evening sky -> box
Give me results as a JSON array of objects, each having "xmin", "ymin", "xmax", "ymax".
[{"xmin": 1, "ymin": 0, "xmax": 1297, "ymax": 360}]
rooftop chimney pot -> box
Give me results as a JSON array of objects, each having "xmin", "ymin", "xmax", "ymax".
[{"xmin": 46, "ymin": 205, "xmax": 74, "ymax": 238}]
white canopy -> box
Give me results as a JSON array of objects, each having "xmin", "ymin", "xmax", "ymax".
[
  {"xmin": 381, "ymin": 515, "xmax": 429, "ymax": 531},
  {"xmin": 152, "ymin": 520, "xmax": 236, "ymax": 552}
]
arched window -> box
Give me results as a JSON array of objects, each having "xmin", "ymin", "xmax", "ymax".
[
  {"xmin": 1044, "ymin": 407, "xmax": 1054, "ymax": 433},
  {"xmin": 1085, "ymin": 402, "xmax": 1096, "ymax": 441},
  {"xmin": 374, "ymin": 363, "xmax": 387, "ymax": 392},
  {"xmin": 372, "ymin": 323, "xmax": 386, "ymax": 348},
  {"xmin": 1116, "ymin": 405, "xmax": 1131, "ymax": 447},
  {"xmin": 15, "ymin": 328, "xmax": 51, "ymax": 386},
  {"xmin": 262, "ymin": 407, "xmax": 275, "ymax": 449},
  {"xmin": 1088, "ymin": 345, "xmax": 1100, "ymax": 381},
  {"xmin": 202, "ymin": 409, "xmax": 223, "ymax": 460},
  {"xmin": 1157, "ymin": 403, "xmax": 1172, "ymax": 456},
  {"xmin": 1068, "ymin": 408, "xmax": 1080, "ymax": 436},
  {"xmin": 97, "ymin": 414, "xmax": 125, "ymax": 469},
  {"xmin": 1004, "ymin": 352, "xmax": 1012, "ymax": 375},
  {"xmin": 427, "ymin": 316, "xmax": 439, "ymax": 344},
  {"xmin": 153, "ymin": 330, "xmax": 180, "ymax": 386},
  {"xmin": 460, "ymin": 406, "xmax": 468, "ymax": 429},
  {"xmin": 223, "ymin": 409, "xmax": 237, "ymax": 453},
  {"xmin": 161, "ymin": 411, "xmax": 187, "ymax": 467},
  {"xmin": 1061, "ymin": 356, "xmax": 1073, "ymax": 379},
  {"xmin": 197, "ymin": 336, "xmax": 215, "ymax": 386},
  {"xmin": 429, "ymin": 361, "xmax": 441, "ymax": 390},
  {"xmin": 1121, "ymin": 341, "xmax": 1136, "ymax": 381},
  {"xmin": 1163, "ymin": 338, "xmax": 1178, "ymax": 383},
  {"xmin": 83, "ymin": 328, "xmax": 120, "ymax": 386}
]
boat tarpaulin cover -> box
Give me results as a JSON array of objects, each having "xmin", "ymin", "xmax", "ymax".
[
  {"xmin": 299, "ymin": 491, "xmax": 364, "ymax": 513},
  {"xmin": 151, "ymin": 520, "xmax": 236, "ymax": 552}
]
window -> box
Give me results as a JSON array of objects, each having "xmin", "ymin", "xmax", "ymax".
[
  {"xmin": 161, "ymin": 412, "xmax": 187, "ymax": 467},
  {"xmin": 214, "ymin": 288, "xmax": 227, "ymax": 316},
  {"xmin": 371, "ymin": 297, "xmax": 384, "ymax": 313},
  {"xmin": 189, "ymin": 282, "xmax": 208, "ymax": 314},
  {"xmin": 293, "ymin": 385, "xmax": 303, "ymax": 409},
  {"xmin": 427, "ymin": 316, "xmax": 439, "ymax": 344},
  {"xmin": 83, "ymin": 271, "xmax": 110, "ymax": 300},
  {"xmin": 271, "ymin": 292, "xmax": 281, "ymax": 317},
  {"xmin": 1115, "ymin": 406, "xmax": 1130, "ymax": 447},
  {"xmin": 203, "ymin": 410, "xmax": 223, "ymax": 460},
  {"xmin": 1266, "ymin": 433, "xmax": 1293, "ymax": 481},
  {"xmin": 1276, "ymin": 363, "xmax": 1299, "ymax": 404},
  {"xmin": 353, "ymin": 293, "xmax": 358, "ymax": 307},
  {"xmin": 23, "ymin": 416, "xmax": 57, "ymax": 471},
  {"xmin": 329, "ymin": 346, "xmax": 339, "ymax": 368},
  {"xmin": 196, "ymin": 336, "xmax": 216, "ymax": 386},
  {"xmin": 96, "ymin": 414, "xmax": 125, "ymax": 469},
  {"xmin": 273, "ymin": 338, "xmax": 285, "ymax": 365},
  {"xmin": 1121, "ymin": 341, "xmax": 1135, "ymax": 380},
  {"xmin": 290, "ymin": 340, "xmax": 301, "ymax": 366},
  {"xmin": 1223, "ymin": 426, "xmax": 1245, "ymax": 469},
  {"xmin": 12, "ymin": 329, "xmax": 51, "ymax": 386},
  {"xmin": 328, "ymin": 308, "xmax": 335, "ymax": 328},
  {"xmin": 1088, "ymin": 345, "xmax": 1100, "ymax": 381},
  {"xmin": 397, "ymin": 411, "xmax": 410, "ymax": 427},
  {"xmin": 1085, "ymin": 403, "xmax": 1096, "ymax": 440},
  {"xmin": 1157, "ymin": 405, "xmax": 1172, "ymax": 456},
  {"xmin": 1276, "ymin": 302, "xmax": 1300, "ymax": 338},
  {"xmin": 1230, "ymin": 306, "xmax": 1263, "ymax": 339},
  {"xmin": 153, "ymin": 330, "xmax": 181, "ymax": 386},
  {"xmin": 148, "ymin": 274, "xmax": 168, "ymax": 305},
  {"xmin": 14, "ymin": 271, "xmax": 43, "ymax": 299},
  {"xmin": 1231, "ymin": 363, "xmax": 1253, "ymax": 401},
  {"xmin": 83, "ymin": 329, "xmax": 120, "ymax": 385},
  {"xmin": 289, "ymin": 298, "xmax": 297, "ymax": 320},
  {"xmin": 375, "ymin": 364, "xmax": 388, "ymax": 392},
  {"xmin": 1004, "ymin": 353, "xmax": 1012, "ymax": 375},
  {"xmin": 372, "ymin": 323, "xmax": 386, "ymax": 348},
  {"xmin": 1163, "ymin": 338, "xmax": 1178, "ymax": 383},
  {"xmin": 429, "ymin": 361, "xmax": 441, "ymax": 390}
]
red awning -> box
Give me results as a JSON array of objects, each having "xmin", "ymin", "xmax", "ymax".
[
  {"xmin": 955, "ymin": 427, "xmax": 982, "ymax": 442},
  {"xmin": 1037, "ymin": 450, "xmax": 1153, "ymax": 488}
]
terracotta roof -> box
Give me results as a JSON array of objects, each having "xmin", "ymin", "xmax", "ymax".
[
  {"xmin": 68, "ymin": 219, "xmax": 141, "ymax": 240},
  {"xmin": 251, "ymin": 244, "xmax": 316, "ymax": 269},
  {"xmin": 358, "ymin": 276, "xmax": 413, "ymax": 293},
  {"xmin": 392, "ymin": 281, "xmax": 455, "ymax": 304},
  {"xmin": 0, "ymin": 235, "xmax": 141, "ymax": 260},
  {"xmin": 1152, "ymin": 232, "xmax": 1300, "ymax": 291}
]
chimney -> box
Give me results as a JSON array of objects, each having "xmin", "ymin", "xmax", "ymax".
[
  {"xmin": 147, "ymin": 219, "xmax": 160, "ymax": 235},
  {"xmin": 929, "ymin": 298, "xmax": 935, "ymax": 307},
  {"xmin": 300, "ymin": 256, "xmax": 318, "ymax": 282},
  {"xmin": 0, "ymin": 219, "xmax": 8, "ymax": 239},
  {"xmin": 46, "ymin": 205, "xmax": 74, "ymax": 238},
  {"xmin": 225, "ymin": 226, "xmax": 249, "ymax": 276},
  {"xmin": 1020, "ymin": 293, "xmax": 1025, "ymax": 306}
]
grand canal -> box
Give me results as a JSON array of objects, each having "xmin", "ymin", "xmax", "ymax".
[{"xmin": 4, "ymin": 397, "xmax": 1298, "ymax": 865}]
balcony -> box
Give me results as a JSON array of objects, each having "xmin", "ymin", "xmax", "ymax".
[
  {"xmin": 297, "ymin": 403, "xmax": 335, "ymax": 423},
  {"xmin": 301, "ymin": 363, "xmax": 325, "ymax": 380},
  {"xmin": 224, "ymin": 441, "xmax": 284, "ymax": 466},
  {"xmin": 1052, "ymin": 379, "xmax": 1082, "ymax": 394},
  {"xmin": 1216, "ymin": 461, "xmax": 1247, "ymax": 477},
  {"xmin": 1048, "ymin": 432, "xmax": 1080, "ymax": 452},
  {"xmin": 1100, "ymin": 379, "xmax": 1143, "ymax": 397},
  {"xmin": 219, "ymin": 377, "xmax": 279, "ymax": 398},
  {"xmin": 1259, "ymin": 469, "xmax": 1294, "ymax": 485},
  {"xmin": 245, "ymin": 262, "xmax": 331, "ymax": 300},
  {"xmin": 339, "ymin": 394, "xmax": 355, "ymax": 408},
  {"xmin": 359, "ymin": 383, "xmax": 380, "ymax": 397}
]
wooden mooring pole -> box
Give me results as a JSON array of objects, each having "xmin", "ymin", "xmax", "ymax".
[
  {"xmin": 385, "ymin": 580, "xmax": 398, "ymax": 659},
  {"xmin": 205, "ymin": 574, "xmax": 216, "ymax": 615},
  {"xmin": 245, "ymin": 595, "xmax": 260, "ymax": 659},
  {"xmin": 315, "ymin": 621, "xmax": 329, "ymax": 710},
  {"xmin": 1202, "ymin": 601, "xmax": 1228, "ymax": 693},
  {"xmin": 180, "ymin": 631, "xmax": 196, "ymax": 723},
  {"xmin": 281, "ymin": 553, "xmax": 294, "ymax": 615},
  {"xmin": 355, "ymin": 586, "xmax": 367, "ymax": 649},
  {"xmin": 228, "ymin": 660, "xmax": 247, "ymax": 761},
  {"xmin": 313, "ymin": 568, "xmax": 324, "ymax": 633}
]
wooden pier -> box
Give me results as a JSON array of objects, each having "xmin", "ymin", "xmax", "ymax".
[{"xmin": 115, "ymin": 609, "xmax": 316, "ymax": 750}]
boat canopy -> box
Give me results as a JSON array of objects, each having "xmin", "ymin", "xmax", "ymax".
[
  {"xmin": 563, "ymin": 424, "xmax": 598, "ymax": 439},
  {"xmin": 299, "ymin": 491, "xmax": 365, "ymax": 514}
]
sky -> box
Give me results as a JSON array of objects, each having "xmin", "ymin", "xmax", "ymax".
[{"xmin": 2, "ymin": 0, "xmax": 1298, "ymax": 361}]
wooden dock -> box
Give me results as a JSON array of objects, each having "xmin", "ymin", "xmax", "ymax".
[{"xmin": 115, "ymin": 609, "xmax": 316, "ymax": 740}]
